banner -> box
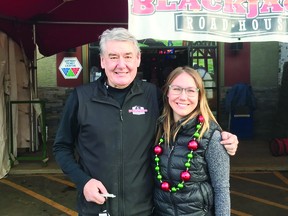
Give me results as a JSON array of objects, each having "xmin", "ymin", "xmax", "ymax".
[{"xmin": 128, "ymin": 0, "xmax": 288, "ymax": 42}]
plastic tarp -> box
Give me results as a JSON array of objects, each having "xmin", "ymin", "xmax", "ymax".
[
  {"xmin": 0, "ymin": 32, "xmax": 11, "ymax": 178},
  {"xmin": 225, "ymin": 83, "xmax": 257, "ymax": 114},
  {"xmin": 0, "ymin": 31, "xmax": 30, "ymax": 178}
]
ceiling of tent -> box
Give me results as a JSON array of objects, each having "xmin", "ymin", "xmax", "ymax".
[{"xmin": 0, "ymin": 0, "xmax": 128, "ymax": 60}]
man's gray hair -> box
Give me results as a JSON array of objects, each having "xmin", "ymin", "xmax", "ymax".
[{"xmin": 99, "ymin": 28, "xmax": 140, "ymax": 55}]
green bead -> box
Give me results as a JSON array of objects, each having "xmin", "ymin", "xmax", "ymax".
[
  {"xmin": 194, "ymin": 132, "xmax": 200, "ymax": 138},
  {"xmin": 157, "ymin": 174, "xmax": 162, "ymax": 180},
  {"xmin": 155, "ymin": 157, "xmax": 160, "ymax": 162},
  {"xmin": 171, "ymin": 187, "xmax": 177, "ymax": 192},
  {"xmin": 160, "ymin": 138, "xmax": 164, "ymax": 143},
  {"xmin": 187, "ymin": 153, "xmax": 193, "ymax": 159},
  {"xmin": 196, "ymin": 124, "xmax": 201, "ymax": 129},
  {"xmin": 177, "ymin": 183, "xmax": 184, "ymax": 189},
  {"xmin": 155, "ymin": 166, "xmax": 160, "ymax": 171},
  {"xmin": 185, "ymin": 162, "xmax": 191, "ymax": 168}
]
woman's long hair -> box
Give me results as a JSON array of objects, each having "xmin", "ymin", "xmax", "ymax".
[{"xmin": 155, "ymin": 66, "xmax": 219, "ymax": 145}]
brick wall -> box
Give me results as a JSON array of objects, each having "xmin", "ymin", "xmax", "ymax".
[{"xmin": 38, "ymin": 87, "xmax": 73, "ymax": 144}]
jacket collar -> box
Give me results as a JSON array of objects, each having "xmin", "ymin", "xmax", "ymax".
[{"xmin": 92, "ymin": 75, "xmax": 144, "ymax": 98}]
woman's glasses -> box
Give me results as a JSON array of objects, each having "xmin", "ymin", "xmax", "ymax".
[{"xmin": 169, "ymin": 85, "xmax": 199, "ymax": 97}]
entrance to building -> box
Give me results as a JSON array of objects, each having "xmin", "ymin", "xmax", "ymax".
[
  {"xmin": 190, "ymin": 41, "xmax": 219, "ymax": 118},
  {"xmin": 138, "ymin": 46, "xmax": 190, "ymax": 88}
]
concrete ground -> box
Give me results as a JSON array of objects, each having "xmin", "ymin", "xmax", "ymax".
[{"xmin": 230, "ymin": 138, "xmax": 288, "ymax": 172}]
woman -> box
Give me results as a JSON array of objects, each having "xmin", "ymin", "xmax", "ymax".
[{"xmin": 153, "ymin": 66, "xmax": 230, "ymax": 215}]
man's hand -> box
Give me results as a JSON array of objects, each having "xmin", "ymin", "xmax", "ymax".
[
  {"xmin": 221, "ymin": 131, "xmax": 239, "ymax": 156},
  {"xmin": 83, "ymin": 179, "xmax": 108, "ymax": 204}
]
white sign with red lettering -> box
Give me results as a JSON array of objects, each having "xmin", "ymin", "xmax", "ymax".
[{"xmin": 128, "ymin": 0, "xmax": 288, "ymax": 42}]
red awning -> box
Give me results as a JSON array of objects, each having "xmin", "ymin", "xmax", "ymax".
[{"xmin": 0, "ymin": 0, "xmax": 128, "ymax": 59}]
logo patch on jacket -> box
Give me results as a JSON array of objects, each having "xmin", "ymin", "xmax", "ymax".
[{"xmin": 128, "ymin": 106, "xmax": 148, "ymax": 115}]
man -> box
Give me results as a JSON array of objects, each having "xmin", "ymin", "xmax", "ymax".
[{"xmin": 53, "ymin": 28, "xmax": 238, "ymax": 216}]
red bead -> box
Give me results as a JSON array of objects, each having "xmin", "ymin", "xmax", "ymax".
[
  {"xmin": 188, "ymin": 140, "xmax": 198, "ymax": 151},
  {"xmin": 181, "ymin": 171, "xmax": 191, "ymax": 181},
  {"xmin": 161, "ymin": 182, "xmax": 170, "ymax": 191},
  {"xmin": 198, "ymin": 115, "xmax": 204, "ymax": 123},
  {"xmin": 154, "ymin": 145, "xmax": 163, "ymax": 155}
]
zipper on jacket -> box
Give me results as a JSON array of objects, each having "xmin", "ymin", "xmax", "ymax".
[
  {"xmin": 120, "ymin": 109, "xmax": 123, "ymax": 121},
  {"xmin": 168, "ymin": 145, "xmax": 174, "ymax": 158},
  {"xmin": 170, "ymin": 193, "xmax": 179, "ymax": 216},
  {"xmin": 168, "ymin": 144, "xmax": 178, "ymax": 215},
  {"xmin": 167, "ymin": 144, "xmax": 175, "ymax": 183},
  {"xmin": 118, "ymin": 115, "xmax": 124, "ymax": 215},
  {"xmin": 167, "ymin": 145, "xmax": 174, "ymax": 185}
]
